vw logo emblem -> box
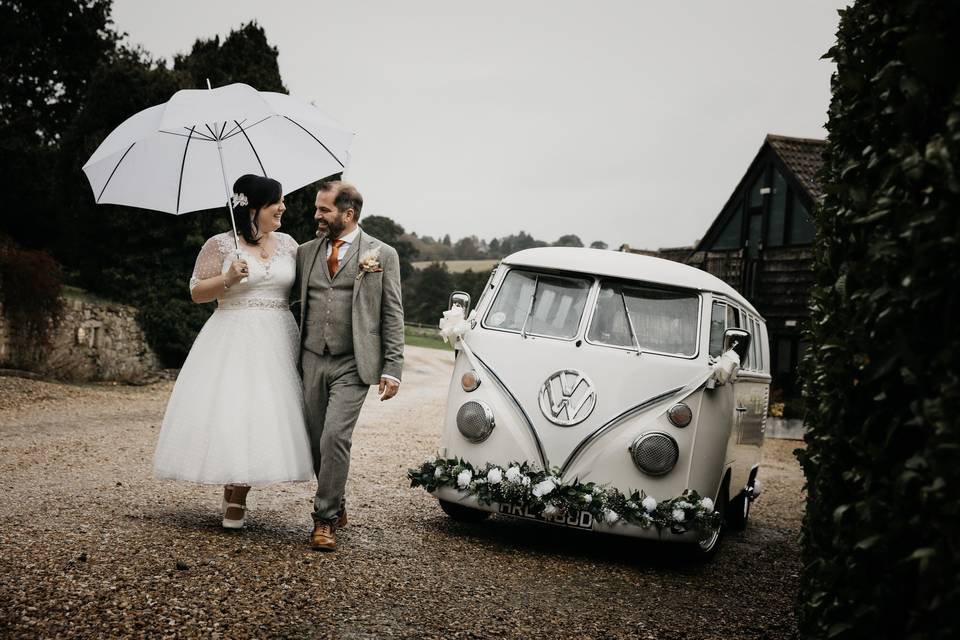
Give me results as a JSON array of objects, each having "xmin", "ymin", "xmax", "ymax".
[{"xmin": 539, "ymin": 369, "xmax": 597, "ymax": 426}]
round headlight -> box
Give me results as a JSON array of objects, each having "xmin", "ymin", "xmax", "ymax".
[
  {"xmin": 456, "ymin": 401, "xmax": 495, "ymax": 443},
  {"xmin": 461, "ymin": 369, "xmax": 481, "ymax": 392},
  {"xmin": 667, "ymin": 403, "xmax": 693, "ymax": 428},
  {"xmin": 629, "ymin": 432, "xmax": 679, "ymax": 476}
]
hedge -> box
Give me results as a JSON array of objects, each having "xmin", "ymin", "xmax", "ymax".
[{"xmin": 797, "ymin": 2, "xmax": 960, "ymax": 638}]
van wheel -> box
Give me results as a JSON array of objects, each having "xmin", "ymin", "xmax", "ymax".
[
  {"xmin": 691, "ymin": 483, "xmax": 727, "ymax": 560},
  {"xmin": 439, "ymin": 499, "xmax": 491, "ymax": 522},
  {"xmin": 726, "ymin": 489, "xmax": 751, "ymax": 531}
]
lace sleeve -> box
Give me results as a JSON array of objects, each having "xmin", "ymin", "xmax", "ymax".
[
  {"xmin": 189, "ymin": 236, "xmax": 227, "ymax": 292},
  {"xmin": 278, "ymin": 232, "xmax": 301, "ymax": 256}
]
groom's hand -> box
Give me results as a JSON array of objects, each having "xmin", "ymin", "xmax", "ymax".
[{"xmin": 378, "ymin": 377, "xmax": 399, "ymax": 401}]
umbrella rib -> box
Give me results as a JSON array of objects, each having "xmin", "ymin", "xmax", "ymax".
[
  {"xmin": 158, "ymin": 128, "xmax": 215, "ymax": 141},
  {"xmin": 221, "ymin": 116, "xmax": 271, "ymax": 141},
  {"xmin": 233, "ymin": 120, "xmax": 267, "ymax": 177},
  {"xmin": 97, "ymin": 142, "xmax": 137, "ymax": 203},
  {"xmin": 282, "ymin": 116, "xmax": 345, "ymax": 168},
  {"xmin": 205, "ymin": 123, "xmax": 219, "ymax": 140},
  {"xmin": 175, "ymin": 126, "xmax": 197, "ymax": 214}
]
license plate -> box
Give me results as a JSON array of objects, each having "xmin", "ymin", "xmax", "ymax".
[{"xmin": 498, "ymin": 503, "xmax": 594, "ymax": 530}]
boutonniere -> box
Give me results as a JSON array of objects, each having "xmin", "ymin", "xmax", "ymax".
[{"xmin": 356, "ymin": 247, "xmax": 383, "ymax": 279}]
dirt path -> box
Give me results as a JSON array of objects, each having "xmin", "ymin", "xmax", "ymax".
[{"xmin": 0, "ymin": 346, "xmax": 805, "ymax": 639}]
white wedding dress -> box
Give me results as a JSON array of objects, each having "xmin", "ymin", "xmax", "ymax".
[{"xmin": 153, "ymin": 231, "xmax": 313, "ymax": 485}]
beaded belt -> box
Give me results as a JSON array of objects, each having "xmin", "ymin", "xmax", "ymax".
[{"xmin": 217, "ymin": 298, "xmax": 290, "ymax": 311}]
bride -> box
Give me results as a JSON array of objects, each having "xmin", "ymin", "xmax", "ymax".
[{"xmin": 153, "ymin": 174, "xmax": 312, "ymax": 529}]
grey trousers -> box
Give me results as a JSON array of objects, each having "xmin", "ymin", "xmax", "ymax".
[{"xmin": 301, "ymin": 349, "xmax": 370, "ymax": 524}]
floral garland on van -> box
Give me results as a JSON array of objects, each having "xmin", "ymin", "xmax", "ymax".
[{"xmin": 408, "ymin": 457, "xmax": 722, "ymax": 537}]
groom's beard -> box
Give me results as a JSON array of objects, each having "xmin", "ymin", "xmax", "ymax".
[{"xmin": 317, "ymin": 213, "xmax": 347, "ymax": 239}]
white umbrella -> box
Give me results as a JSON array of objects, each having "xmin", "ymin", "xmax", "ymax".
[{"xmin": 82, "ymin": 82, "xmax": 354, "ymax": 253}]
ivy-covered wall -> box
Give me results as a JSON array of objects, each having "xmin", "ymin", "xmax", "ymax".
[{"xmin": 798, "ymin": 2, "xmax": 959, "ymax": 638}]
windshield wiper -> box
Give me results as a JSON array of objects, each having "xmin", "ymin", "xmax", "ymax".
[
  {"xmin": 519, "ymin": 275, "xmax": 540, "ymax": 339},
  {"xmin": 619, "ymin": 288, "xmax": 642, "ymax": 356}
]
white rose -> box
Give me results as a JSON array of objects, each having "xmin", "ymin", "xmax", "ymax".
[
  {"xmin": 583, "ymin": 494, "xmax": 592, "ymax": 504},
  {"xmin": 603, "ymin": 509, "xmax": 620, "ymax": 524},
  {"xmin": 532, "ymin": 479, "xmax": 556, "ymax": 498},
  {"xmin": 543, "ymin": 504, "xmax": 559, "ymax": 517},
  {"xmin": 486, "ymin": 468, "xmax": 503, "ymax": 485},
  {"xmin": 672, "ymin": 508, "xmax": 685, "ymax": 522},
  {"xmin": 456, "ymin": 469, "xmax": 473, "ymax": 489},
  {"xmin": 642, "ymin": 496, "xmax": 657, "ymax": 512},
  {"xmin": 700, "ymin": 497, "xmax": 715, "ymax": 513},
  {"xmin": 505, "ymin": 466, "xmax": 523, "ymax": 484},
  {"xmin": 434, "ymin": 467, "xmax": 444, "ymax": 478},
  {"xmin": 522, "ymin": 476, "xmax": 531, "ymax": 486}
]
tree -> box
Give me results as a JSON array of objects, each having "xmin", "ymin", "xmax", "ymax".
[
  {"xmin": 452, "ymin": 235, "xmax": 483, "ymax": 259},
  {"xmin": 553, "ymin": 234, "xmax": 583, "ymax": 247},
  {"xmin": 0, "ymin": 0, "xmax": 119, "ymax": 249},
  {"xmin": 797, "ymin": 2, "xmax": 960, "ymax": 638},
  {"xmin": 173, "ymin": 21, "xmax": 286, "ymax": 92},
  {"xmin": 590, "ymin": 240, "xmax": 608, "ymax": 250},
  {"xmin": 404, "ymin": 262, "xmax": 453, "ymax": 324},
  {"xmin": 0, "ymin": 0, "xmax": 118, "ymax": 146},
  {"xmin": 361, "ymin": 215, "xmax": 415, "ymax": 279}
]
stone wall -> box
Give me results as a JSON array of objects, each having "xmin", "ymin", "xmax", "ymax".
[{"xmin": 0, "ymin": 291, "xmax": 161, "ymax": 382}]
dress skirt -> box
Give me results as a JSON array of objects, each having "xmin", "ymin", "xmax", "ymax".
[{"xmin": 153, "ymin": 307, "xmax": 313, "ymax": 485}]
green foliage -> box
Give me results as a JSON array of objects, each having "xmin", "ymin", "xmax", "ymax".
[
  {"xmin": 0, "ymin": 247, "xmax": 63, "ymax": 353},
  {"xmin": 408, "ymin": 456, "xmax": 721, "ymax": 535},
  {"xmin": 0, "ymin": 0, "xmax": 118, "ymax": 146},
  {"xmin": 361, "ymin": 215, "xmax": 415, "ymax": 279},
  {"xmin": 173, "ymin": 22, "xmax": 286, "ymax": 92},
  {"xmin": 403, "ymin": 262, "xmax": 453, "ymax": 324},
  {"xmin": 553, "ymin": 234, "xmax": 584, "ymax": 247},
  {"xmin": 797, "ymin": 2, "xmax": 960, "ymax": 638}
]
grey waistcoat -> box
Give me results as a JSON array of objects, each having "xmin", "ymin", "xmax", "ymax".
[{"xmin": 302, "ymin": 241, "xmax": 360, "ymax": 356}]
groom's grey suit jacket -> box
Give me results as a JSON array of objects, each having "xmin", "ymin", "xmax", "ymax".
[{"xmin": 293, "ymin": 230, "xmax": 404, "ymax": 386}]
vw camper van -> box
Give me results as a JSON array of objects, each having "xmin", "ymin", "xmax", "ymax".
[{"xmin": 409, "ymin": 247, "xmax": 768, "ymax": 556}]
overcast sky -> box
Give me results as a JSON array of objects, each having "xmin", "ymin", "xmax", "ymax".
[{"xmin": 111, "ymin": 0, "xmax": 847, "ymax": 249}]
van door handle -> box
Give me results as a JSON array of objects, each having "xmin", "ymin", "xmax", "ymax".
[{"xmin": 735, "ymin": 406, "xmax": 747, "ymax": 413}]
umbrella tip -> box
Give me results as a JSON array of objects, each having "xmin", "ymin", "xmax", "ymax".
[{"xmin": 206, "ymin": 78, "xmax": 212, "ymax": 90}]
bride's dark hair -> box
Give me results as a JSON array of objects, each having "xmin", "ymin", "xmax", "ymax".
[{"xmin": 231, "ymin": 174, "xmax": 283, "ymax": 245}]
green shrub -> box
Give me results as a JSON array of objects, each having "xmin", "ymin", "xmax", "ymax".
[
  {"xmin": 0, "ymin": 247, "xmax": 63, "ymax": 354},
  {"xmin": 797, "ymin": 2, "xmax": 960, "ymax": 638}
]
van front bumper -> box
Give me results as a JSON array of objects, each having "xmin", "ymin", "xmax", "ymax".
[{"xmin": 433, "ymin": 486, "xmax": 702, "ymax": 544}]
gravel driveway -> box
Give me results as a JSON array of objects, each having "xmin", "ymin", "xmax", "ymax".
[{"xmin": 0, "ymin": 346, "xmax": 805, "ymax": 639}]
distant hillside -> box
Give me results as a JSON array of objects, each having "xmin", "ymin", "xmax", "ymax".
[{"xmin": 411, "ymin": 259, "xmax": 499, "ymax": 273}]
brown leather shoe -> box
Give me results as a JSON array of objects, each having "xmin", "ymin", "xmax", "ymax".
[
  {"xmin": 310, "ymin": 522, "xmax": 337, "ymax": 551},
  {"xmin": 336, "ymin": 508, "xmax": 348, "ymax": 529}
]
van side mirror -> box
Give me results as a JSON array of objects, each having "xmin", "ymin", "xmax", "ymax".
[
  {"xmin": 723, "ymin": 328, "xmax": 751, "ymax": 361},
  {"xmin": 449, "ymin": 291, "xmax": 471, "ymax": 316}
]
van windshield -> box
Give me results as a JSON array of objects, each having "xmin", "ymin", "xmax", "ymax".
[
  {"xmin": 587, "ymin": 282, "xmax": 700, "ymax": 357},
  {"xmin": 484, "ymin": 269, "xmax": 591, "ymax": 339}
]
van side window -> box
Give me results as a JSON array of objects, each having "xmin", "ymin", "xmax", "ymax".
[
  {"xmin": 751, "ymin": 317, "xmax": 763, "ymax": 372},
  {"xmin": 726, "ymin": 305, "xmax": 741, "ymax": 329},
  {"xmin": 587, "ymin": 282, "xmax": 700, "ymax": 357},
  {"xmin": 484, "ymin": 269, "xmax": 591, "ymax": 339},
  {"xmin": 709, "ymin": 301, "xmax": 726, "ymax": 357}
]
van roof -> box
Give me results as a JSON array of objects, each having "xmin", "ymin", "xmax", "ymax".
[{"xmin": 502, "ymin": 247, "xmax": 761, "ymax": 318}]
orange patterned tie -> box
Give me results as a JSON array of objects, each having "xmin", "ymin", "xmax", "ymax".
[{"xmin": 327, "ymin": 239, "xmax": 345, "ymax": 277}]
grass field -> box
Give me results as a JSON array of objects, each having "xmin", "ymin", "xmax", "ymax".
[
  {"xmin": 404, "ymin": 324, "xmax": 451, "ymax": 350},
  {"xmin": 411, "ymin": 259, "xmax": 499, "ymax": 273}
]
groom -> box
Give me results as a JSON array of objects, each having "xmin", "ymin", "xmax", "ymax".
[{"xmin": 293, "ymin": 180, "xmax": 404, "ymax": 551}]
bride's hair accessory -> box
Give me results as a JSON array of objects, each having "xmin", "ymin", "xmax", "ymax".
[{"xmin": 231, "ymin": 192, "xmax": 249, "ymax": 208}]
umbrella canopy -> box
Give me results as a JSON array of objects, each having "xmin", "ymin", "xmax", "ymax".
[{"xmin": 82, "ymin": 83, "xmax": 354, "ymax": 214}]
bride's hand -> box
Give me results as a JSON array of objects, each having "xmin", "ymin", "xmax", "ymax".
[{"xmin": 225, "ymin": 259, "xmax": 249, "ymax": 285}]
